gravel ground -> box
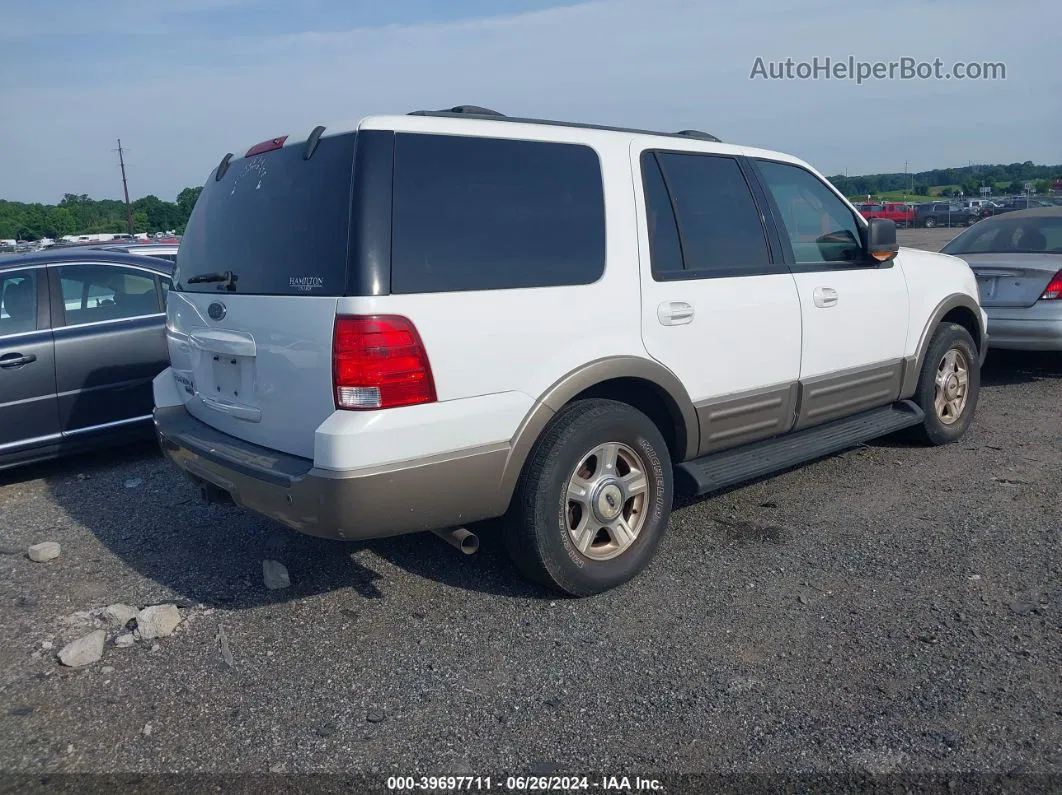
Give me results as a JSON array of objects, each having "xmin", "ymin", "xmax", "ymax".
[{"xmin": 1, "ymin": 228, "xmax": 1059, "ymax": 791}]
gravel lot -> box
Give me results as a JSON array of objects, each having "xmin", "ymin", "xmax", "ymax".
[{"xmin": 1, "ymin": 227, "xmax": 1059, "ymax": 790}]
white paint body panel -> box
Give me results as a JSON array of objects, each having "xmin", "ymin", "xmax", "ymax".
[
  {"xmin": 896, "ymin": 247, "xmax": 983, "ymax": 356},
  {"xmin": 164, "ymin": 291, "xmax": 338, "ymax": 459},
  {"xmin": 791, "ymin": 264, "xmax": 909, "ymax": 379}
]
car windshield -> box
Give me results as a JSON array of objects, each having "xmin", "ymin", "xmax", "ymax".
[{"xmin": 941, "ymin": 215, "xmax": 1062, "ymax": 255}]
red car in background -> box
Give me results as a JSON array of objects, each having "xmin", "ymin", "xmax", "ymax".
[{"xmin": 855, "ymin": 201, "xmax": 915, "ymax": 227}]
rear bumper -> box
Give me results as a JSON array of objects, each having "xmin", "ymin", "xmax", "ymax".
[
  {"xmin": 984, "ymin": 309, "xmax": 1062, "ymax": 351},
  {"xmin": 153, "ymin": 405, "xmax": 512, "ymax": 541}
]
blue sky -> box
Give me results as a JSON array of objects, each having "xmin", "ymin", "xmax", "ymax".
[{"xmin": 1, "ymin": 0, "xmax": 1059, "ymax": 203}]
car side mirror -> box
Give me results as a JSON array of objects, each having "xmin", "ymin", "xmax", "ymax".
[{"xmin": 866, "ymin": 218, "xmax": 898, "ymax": 262}]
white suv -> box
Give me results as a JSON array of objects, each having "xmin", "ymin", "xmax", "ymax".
[{"xmin": 153, "ymin": 106, "xmax": 987, "ymax": 596}]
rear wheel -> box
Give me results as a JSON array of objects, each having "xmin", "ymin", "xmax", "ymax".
[
  {"xmin": 505, "ymin": 399, "xmax": 673, "ymax": 597},
  {"xmin": 910, "ymin": 323, "xmax": 980, "ymax": 445}
]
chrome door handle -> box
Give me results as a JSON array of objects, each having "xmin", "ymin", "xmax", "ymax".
[
  {"xmin": 0, "ymin": 352, "xmax": 37, "ymax": 368},
  {"xmin": 658, "ymin": 301, "xmax": 694, "ymax": 326},
  {"xmin": 813, "ymin": 287, "xmax": 838, "ymax": 308}
]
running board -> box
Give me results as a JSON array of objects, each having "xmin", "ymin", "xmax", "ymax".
[{"xmin": 675, "ymin": 400, "xmax": 925, "ymax": 497}]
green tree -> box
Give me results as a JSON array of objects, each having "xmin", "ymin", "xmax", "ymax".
[{"xmin": 176, "ymin": 186, "xmax": 202, "ymax": 219}]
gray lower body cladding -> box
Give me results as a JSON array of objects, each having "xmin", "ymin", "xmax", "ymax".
[{"xmin": 153, "ymin": 406, "xmax": 511, "ymax": 541}]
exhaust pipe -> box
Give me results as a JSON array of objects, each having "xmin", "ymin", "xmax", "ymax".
[
  {"xmin": 431, "ymin": 526, "xmax": 479, "ymax": 555},
  {"xmin": 198, "ymin": 482, "xmax": 233, "ymax": 506}
]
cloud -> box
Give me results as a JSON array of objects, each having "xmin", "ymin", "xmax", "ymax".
[{"xmin": 0, "ymin": 0, "xmax": 1057, "ymax": 202}]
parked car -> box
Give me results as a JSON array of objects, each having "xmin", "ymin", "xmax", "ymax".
[
  {"xmin": 940, "ymin": 206, "xmax": 1062, "ymax": 350},
  {"xmin": 862, "ymin": 201, "xmax": 915, "ymax": 227},
  {"xmin": 914, "ymin": 202, "xmax": 978, "ymax": 228},
  {"xmin": 96, "ymin": 242, "xmax": 180, "ymax": 263},
  {"xmin": 0, "ymin": 249, "xmax": 173, "ymax": 470},
  {"xmin": 152, "ymin": 105, "xmax": 986, "ymax": 596},
  {"xmin": 977, "ymin": 197, "xmax": 1054, "ymax": 219}
]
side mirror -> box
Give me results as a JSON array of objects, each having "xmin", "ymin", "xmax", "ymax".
[{"xmin": 867, "ymin": 217, "xmax": 898, "ymax": 262}]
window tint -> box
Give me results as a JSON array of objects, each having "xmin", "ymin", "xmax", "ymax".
[
  {"xmin": 0, "ymin": 269, "xmax": 38, "ymax": 337},
  {"xmin": 176, "ymin": 132, "xmax": 357, "ymax": 295},
  {"xmin": 391, "ymin": 133, "xmax": 605, "ymax": 293},
  {"xmin": 653, "ymin": 152, "xmax": 770, "ymax": 276},
  {"xmin": 640, "ymin": 152, "xmax": 683, "ymax": 277},
  {"xmin": 756, "ymin": 159, "xmax": 864, "ymax": 265},
  {"xmin": 56, "ymin": 264, "xmax": 160, "ymax": 326}
]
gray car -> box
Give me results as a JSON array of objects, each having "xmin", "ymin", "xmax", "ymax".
[{"xmin": 940, "ymin": 206, "xmax": 1062, "ymax": 351}]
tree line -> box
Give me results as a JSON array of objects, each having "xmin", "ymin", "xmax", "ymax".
[
  {"xmin": 0, "ymin": 187, "xmax": 202, "ymax": 241},
  {"xmin": 828, "ymin": 161, "xmax": 1061, "ymax": 199}
]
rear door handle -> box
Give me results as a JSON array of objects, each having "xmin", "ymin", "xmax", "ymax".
[
  {"xmin": 813, "ymin": 287, "xmax": 839, "ymax": 308},
  {"xmin": 0, "ymin": 352, "xmax": 37, "ymax": 368},
  {"xmin": 658, "ymin": 301, "xmax": 694, "ymax": 326}
]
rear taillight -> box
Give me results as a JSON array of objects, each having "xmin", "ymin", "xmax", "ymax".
[
  {"xmin": 332, "ymin": 315, "xmax": 436, "ymax": 410},
  {"xmin": 1040, "ymin": 270, "xmax": 1062, "ymax": 300}
]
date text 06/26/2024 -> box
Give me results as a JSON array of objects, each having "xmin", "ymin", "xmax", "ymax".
[{"xmin": 385, "ymin": 776, "xmax": 665, "ymax": 792}]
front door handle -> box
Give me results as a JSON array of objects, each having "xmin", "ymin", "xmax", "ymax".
[
  {"xmin": 0, "ymin": 352, "xmax": 37, "ymax": 369},
  {"xmin": 658, "ymin": 301, "xmax": 694, "ymax": 326},
  {"xmin": 813, "ymin": 287, "xmax": 839, "ymax": 308}
]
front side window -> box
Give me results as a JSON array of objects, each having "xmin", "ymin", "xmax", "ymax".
[
  {"xmin": 55, "ymin": 264, "xmax": 161, "ymax": 327},
  {"xmin": 391, "ymin": 133, "xmax": 606, "ymax": 293},
  {"xmin": 755, "ymin": 159, "xmax": 865, "ymax": 265},
  {"xmin": 0, "ymin": 269, "xmax": 38, "ymax": 337}
]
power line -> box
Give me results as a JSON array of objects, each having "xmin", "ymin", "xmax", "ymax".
[{"xmin": 113, "ymin": 138, "xmax": 133, "ymax": 235}]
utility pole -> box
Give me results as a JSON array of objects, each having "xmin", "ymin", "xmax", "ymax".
[{"xmin": 115, "ymin": 138, "xmax": 133, "ymax": 235}]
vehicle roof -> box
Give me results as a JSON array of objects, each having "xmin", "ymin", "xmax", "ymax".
[
  {"xmin": 0, "ymin": 247, "xmax": 174, "ymax": 273},
  {"xmin": 216, "ymin": 107, "xmax": 810, "ymax": 174},
  {"xmin": 99, "ymin": 243, "xmax": 180, "ymax": 251}
]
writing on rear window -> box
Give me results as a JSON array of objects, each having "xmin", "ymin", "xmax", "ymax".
[{"xmin": 289, "ymin": 276, "xmax": 325, "ymax": 292}]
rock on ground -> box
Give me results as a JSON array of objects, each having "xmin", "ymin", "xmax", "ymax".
[
  {"xmin": 114, "ymin": 634, "xmax": 135, "ymax": 648},
  {"xmin": 27, "ymin": 542, "xmax": 61, "ymax": 563},
  {"xmin": 104, "ymin": 604, "xmax": 138, "ymax": 628},
  {"xmin": 136, "ymin": 605, "xmax": 182, "ymax": 640},
  {"xmin": 58, "ymin": 630, "xmax": 106, "ymax": 667},
  {"xmin": 262, "ymin": 560, "xmax": 290, "ymax": 590}
]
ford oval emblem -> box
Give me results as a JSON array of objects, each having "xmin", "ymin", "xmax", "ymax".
[{"xmin": 208, "ymin": 301, "xmax": 227, "ymax": 321}]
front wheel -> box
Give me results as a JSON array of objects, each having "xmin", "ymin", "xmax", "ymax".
[
  {"xmin": 910, "ymin": 323, "xmax": 980, "ymax": 445},
  {"xmin": 924, "ymin": 216, "xmax": 937, "ymax": 228},
  {"xmin": 504, "ymin": 398, "xmax": 674, "ymax": 597}
]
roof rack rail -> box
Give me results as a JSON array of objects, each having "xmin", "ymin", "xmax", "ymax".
[
  {"xmin": 409, "ymin": 105, "xmax": 505, "ymax": 117},
  {"xmin": 402, "ymin": 108, "xmax": 725, "ymax": 145},
  {"xmin": 675, "ymin": 129, "xmax": 722, "ymax": 142}
]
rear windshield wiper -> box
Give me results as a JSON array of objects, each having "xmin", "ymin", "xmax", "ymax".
[{"xmin": 187, "ymin": 270, "xmax": 238, "ymax": 290}]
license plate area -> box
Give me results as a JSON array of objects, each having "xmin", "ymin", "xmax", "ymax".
[{"xmin": 211, "ymin": 354, "xmax": 247, "ymax": 401}]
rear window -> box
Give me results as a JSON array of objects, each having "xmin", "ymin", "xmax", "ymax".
[
  {"xmin": 390, "ymin": 133, "xmax": 606, "ymax": 293},
  {"xmin": 174, "ymin": 132, "xmax": 357, "ymax": 295},
  {"xmin": 942, "ymin": 216, "xmax": 1062, "ymax": 255}
]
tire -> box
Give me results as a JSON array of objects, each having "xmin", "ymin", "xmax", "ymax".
[
  {"xmin": 504, "ymin": 398, "xmax": 674, "ymax": 597},
  {"xmin": 910, "ymin": 322, "xmax": 980, "ymax": 445},
  {"xmin": 924, "ymin": 216, "xmax": 937, "ymax": 228}
]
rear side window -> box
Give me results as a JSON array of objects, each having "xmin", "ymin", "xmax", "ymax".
[
  {"xmin": 175, "ymin": 133, "xmax": 357, "ymax": 296},
  {"xmin": 640, "ymin": 150, "xmax": 772, "ymax": 279},
  {"xmin": 56, "ymin": 263, "xmax": 161, "ymax": 326},
  {"xmin": 391, "ymin": 133, "xmax": 605, "ymax": 293}
]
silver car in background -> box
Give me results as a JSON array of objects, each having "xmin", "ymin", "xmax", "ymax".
[{"xmin": 941, "ymin": 207, "xmax": 1062, "ymax": 351}]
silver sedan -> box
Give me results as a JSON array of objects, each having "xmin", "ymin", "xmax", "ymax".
[{"xmin": 941, "ymin": 206, "xmax": 1062, "ymax": 351}]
